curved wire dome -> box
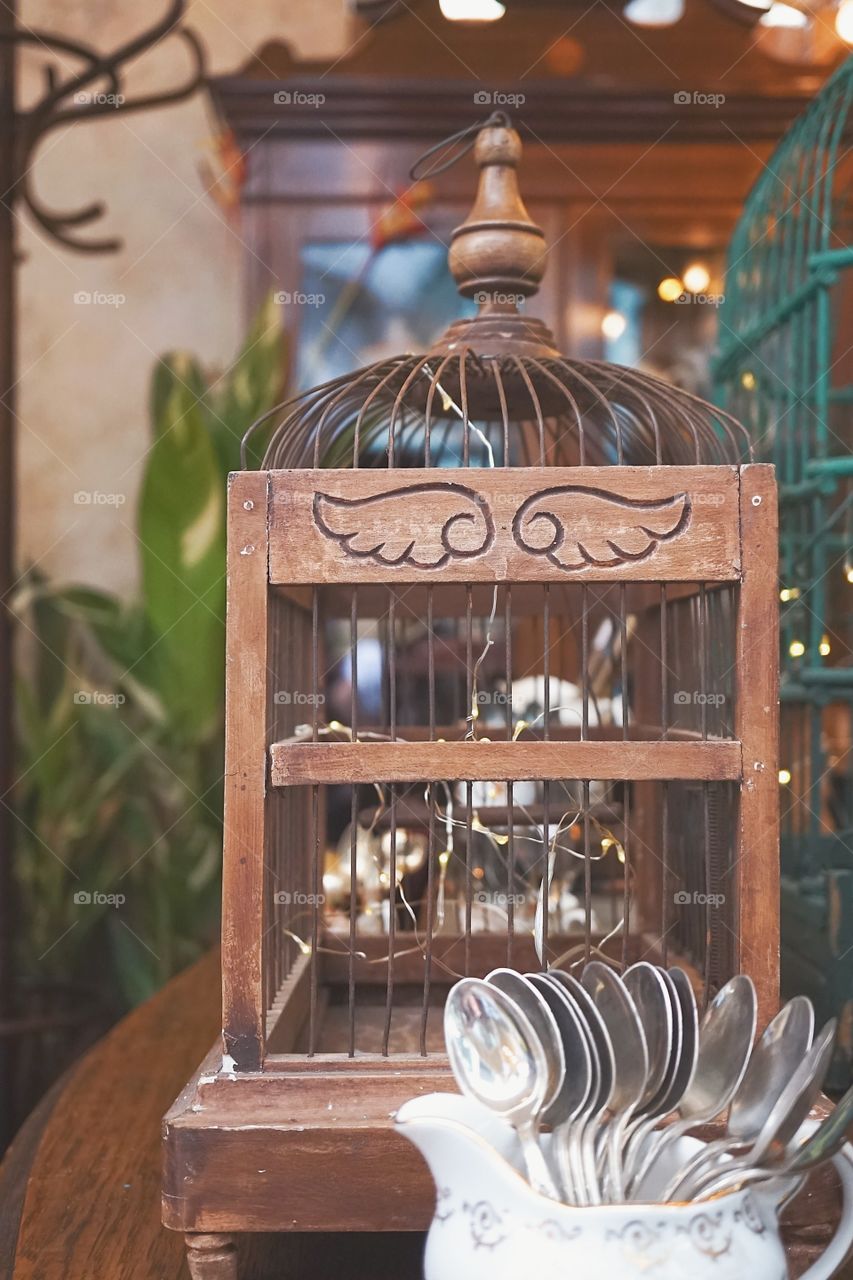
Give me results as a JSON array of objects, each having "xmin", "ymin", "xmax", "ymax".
[
  {"xmin": 245, "ymin": 353, "xmax": 751, "ymax": 472},
  {"xmin": 243, "ymin": 116, "xmax": 751, "ymax": 474}
]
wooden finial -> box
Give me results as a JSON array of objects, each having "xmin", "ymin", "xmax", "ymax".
[{"xmin": 448, "ymin": 122, "xmax": 547, "ymax": 305}]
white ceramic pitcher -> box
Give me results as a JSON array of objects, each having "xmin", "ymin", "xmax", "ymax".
[{"xmin": 396, "ymin": 1092, "xmax": 853, "ymax": 1280}]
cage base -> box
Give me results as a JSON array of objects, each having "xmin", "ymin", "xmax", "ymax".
[{"xmin": 162, "ymin": 1047, "xmax": 450, "ymax": 1234}]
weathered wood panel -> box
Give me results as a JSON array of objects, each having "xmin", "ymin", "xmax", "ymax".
[
  {"xmin": 268, "ymin": 466, "xmax": 741, "ymax": 584},
  {"xmin": 734, "ymin": 464, "xmax": 780, "ymax": 1026},
  {"xmin": 270, "ymin": 738, "xmax": 742, "ymax": 786}
]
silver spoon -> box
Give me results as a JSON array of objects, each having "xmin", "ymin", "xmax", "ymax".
[
  {"xmin": 623, "ymin": 966, "xmax": 693, "ymax": 1192},
  {"xmin": 527, "ymin": 973, "xmax": 593, "ymax": 1202},
  {"xmin": 444, "ymin": 977, "xmax": 561, "ymax": 1200},
  {"xmin": 546, "ymin": 968, "xmax": 614, "ymax": 1205},
  {"xmin": 693, "ymin": 1017, "xmax": 837, "ymax": 1199},
  {"xmin": 486, "ymin": 967, "xmax": 566, "ymax": 1111},
  {"xmin": 582, "ymin": 961, "xmax": 649, "ymax": 1200},
  {"xmin": 666, "ymin": 995, "xmax": 814, "ymax": 1200},
  {"xmin": 725, "ymin": 1077, "xmax": 853, "ymax": 1204},
  {"xmin": 630, "ymin": 973, "xmax": 757, "ymax": 1193},
  {"xmin": 623, "ymin": 962, "xmax": 674, "ymax": 1111}
]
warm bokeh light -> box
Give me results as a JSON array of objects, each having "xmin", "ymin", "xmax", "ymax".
[
  {"xmin": 658, "ymin": 276, "xmax": 684, "ymax": 302},
  {"xmin": 683, "ymin": 262, "xmax": 711, "ymax": 294},
  {"xmin": 846, "ymin": 564, "xmax": 853, "ymax": 584},
  {"xmin": 760, "ymin": 2, "xmax": 809, "ymax": 27},
  {"xmin": 623, "ymin": 0, "xmax": 684, "ymax": 25},
  {"xmin": 789, "ymin": 639, "xmax": 806, "ymax": 658},
  {"xmin": 601, "ymin": 310, "xmax": 628, "ymax": 340},
  {"xmin": 779, "ymin": 769, "xmax": 792, "ymax": 785},
  {"xmin": 780, "ymin": 586, "xmax": 801, "ymax": 602},
  {"xmin": 741, "ymin": 370, "xmax": 757, "ymax": 390},
  {"xmin": 819, "ymin": 634, "xmax": 831, "ymax": 656},
  {"xmin": 836, "ymin": 0, "xmax": 853, "ymax": 42},
  {"xmin": 439, "ymin": 0, "xmax": 506, "ymax": 19}
]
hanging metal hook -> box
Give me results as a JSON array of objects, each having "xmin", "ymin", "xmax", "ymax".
[{"xmin": 408, "ymin": 110, "xmax": 512, "ymax": 182}]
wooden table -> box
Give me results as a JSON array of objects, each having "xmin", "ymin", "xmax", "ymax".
[{"xmin": 0, "ymin": 950, "xmax": 850, "ymax": 1279}]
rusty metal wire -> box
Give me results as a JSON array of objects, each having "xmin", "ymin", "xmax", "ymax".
[{"xmin": 242, "ymin": 351, "xmax": 752, "ymax": 472}]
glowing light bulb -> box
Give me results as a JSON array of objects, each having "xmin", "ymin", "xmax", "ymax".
[
  {"xmin": 779, "ymin": 586, "xmax": 801, "ymax": 602},
  {"xmin": 820, "ymin": 634, "xmax": 831, "ymax": 656},
  {"xmin": 779, "ymin": 769, "xmax": 792, "ymax": 785},
  {"xmin": 602, "ymin": 310, "xmax": 628, "ymax": 340},
  {"xmin": 836, "ymin": 0, "xmax": 853, "ymax": 41},
  {"xmin": 439, "ymin": 0, "xmax": 505, "ymax": 18},
  {"xmin": 846, "ymin": 564, "xmax": 853, "ymax": 584},
  {"xmin": 683, "ymin": 263, "xmax": 711, "ymax": 294},
  {"xmin": 741, "ymin": 371, "xmax": 757, "ymax": 391},
  {"xmin": 658, "ymin": 276, "xmax": 684, "ymax": 303},
  {"xmin": 789, "ymin": 639, "xmax": 806, "ymax": 658}
]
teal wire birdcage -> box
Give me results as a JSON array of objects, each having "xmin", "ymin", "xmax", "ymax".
[{"xmin": 714, "ymin": 58, "xmax": 853, "ymax": 1088}]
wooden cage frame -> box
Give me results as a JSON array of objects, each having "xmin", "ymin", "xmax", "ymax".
[{"xmin": 162, "ymin": 459, "xmax": 779, "ymax": 1277}]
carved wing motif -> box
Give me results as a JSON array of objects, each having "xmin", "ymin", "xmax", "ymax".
[
  {"xmin": 512, "ymin": 486, "xmax": 690, "ymax": 571},
  {"xmin": 313, "ymin": 483, "xmax": 494, "ymax": 569}
]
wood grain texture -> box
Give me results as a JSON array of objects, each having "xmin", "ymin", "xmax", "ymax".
[
  {"xmin": 221, "ymin": 472, "xmax": 270, "ymax": 1072},
  {"xmin": 0, "ymin": 948, "xmax": 845, "ymax": 1278},
  {"xmin": 5, "ymin": 952, "xmax": 220, "ymax": 1280},
  {"xmin": 270, "ymin": 738, "xmax": 743, "ymax": 787},
  {"xmin": 734, "ymin": 464, "xmax": 780, "ymax": 1026},
  {"xmin": 268, "ymin": 467, "xmax": 741, "ymax": 584}
]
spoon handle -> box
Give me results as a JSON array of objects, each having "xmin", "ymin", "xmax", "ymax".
[
  {"xmin": 516, "ymin": 1119, "xmax": 561, "ymax": 1201},
  {"xmin": 662, "ymin": 1136, "xmax": 731, "ymax": 1201},
  {"xmin": 554, "ymin": 1120, "xmax": 585, "ymax": 1205}
]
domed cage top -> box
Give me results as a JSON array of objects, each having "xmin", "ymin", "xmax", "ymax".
[{"xmin": 163, "ymin": 118, "xmax": 779, "ymax": 1247}]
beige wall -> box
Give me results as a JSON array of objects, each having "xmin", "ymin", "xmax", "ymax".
[{"xmin": 18, "ymin": 0, "xmax": 352, "ymax": 594}]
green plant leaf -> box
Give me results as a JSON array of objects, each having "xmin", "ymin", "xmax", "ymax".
[{"xmin": 138, "ymin": 386, "xmax": 225, "ymax": 741}]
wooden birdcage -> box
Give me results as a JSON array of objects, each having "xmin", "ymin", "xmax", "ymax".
[{"xmin": 162, "ymin": 118, "xmax": 779, "ymax": 1280}]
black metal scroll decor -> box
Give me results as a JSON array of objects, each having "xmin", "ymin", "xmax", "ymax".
[{"xmin": 2, "ymin": 0, "xmax": 205, "ymax": 253}]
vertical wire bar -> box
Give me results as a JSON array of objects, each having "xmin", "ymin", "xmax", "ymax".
[
  {"xmin": 382, "ymin": 592, "xmax": 397, "ymax": 1056},
  {"xmin": 465, "ymin": 584, "xmax": 473, "ymax": 975},
  {"xmin": 699, "ymin": 583, "xmax": 712, "ymax": 1002},
  {"xmin": 348, "ymin": 586, "xmax": 358, "ymax": 1057},
  {"xmin": 582, "ymin": 585, "xmax": 591, "ymax": 963},
  {"xmin": 542, "ymin": 584, "xmax": 551, "ymax": 969},
  {"xmin": 421, "ymin": 788, "xmax": 436, "ymax": 1056},
  {"xmin": 309, "ymin": 586, "xmax": 320, "ymax": 1056},
  {"xmin": 619, "ymin": 582, "xmax": 630, "ymax": 969},
  {"xmin": 421, "ymin": 586, "xmax": 436, "ymax": 1055},
  {"xmin": 505, "ymin": 586, "xmax": 514, "ymax": 967},
  {"xmin": 660, "ymin": 583, "xmax": 670, "ymax": 968}
]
